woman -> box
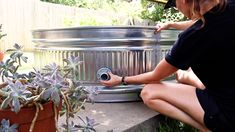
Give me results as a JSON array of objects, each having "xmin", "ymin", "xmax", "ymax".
[
  {"xmin": 155, "ymin": 19, "xmax": 206, "ymax": 89},
  {"xmin": 101, "ymin": 0, "xmax": 235, "ymax": 131}
]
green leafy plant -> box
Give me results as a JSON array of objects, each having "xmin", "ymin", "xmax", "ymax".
[
  {"xmin": 0, "ymin": 24, "xmax": 7, "ymax": 40},
  {"xmin": 158, "ymin": 116, "xmax": 198, "ymax": 132},
  {"xmin": 41, "ymin": 0, "xmax": 186, "ymax": 26},
  {"xmin": 62, "ymin": 0, "xmax": 144, "ymax": 26},
  {"xmin": 0, "ymin": 38, "xmax": 98, "ymax": 131},
  {"xmin": 40, "ymin": 0, "xmax": 77, "ymax": 6},
  {"xmin": 140, "ymin": 0, "xmax": 186, "ymax": 23}
]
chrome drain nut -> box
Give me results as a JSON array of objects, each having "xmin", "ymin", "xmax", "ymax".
[{"xmin": 97, "ymin": 67, "xmax": 112, "ymax": 81}]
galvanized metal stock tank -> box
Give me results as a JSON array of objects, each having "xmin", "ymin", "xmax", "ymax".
[{"xmin": 32, "ymin": 26, "xmax": 180, "ymax": 102}]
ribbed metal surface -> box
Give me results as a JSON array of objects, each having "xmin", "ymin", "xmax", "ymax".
[
  {"xmin": 34, "ymin": 47, "xmax": 160, "ymax": 84},
  {"xmin": 32, "ymin": 26, "xmax": 179, "ymax": 102}
]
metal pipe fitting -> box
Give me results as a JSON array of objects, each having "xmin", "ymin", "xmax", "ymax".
[{"xmin": 97, "ymin": 67, "xmax": 111, "ymax": 81}]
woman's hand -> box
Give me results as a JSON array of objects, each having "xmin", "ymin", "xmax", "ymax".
[
  {"xmin": 154, "ymin": 22, "xmax": 172, "ymax": 33},
  {"xmin": 154, "ymin": 20, "xmax": 196, "ymax": 34},
  {"xmin": 100, "ymin": 72, "xmax": 122, "ymax": 87}
]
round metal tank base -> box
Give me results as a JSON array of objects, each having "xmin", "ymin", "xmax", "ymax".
[{"xmin": 86, "ymin": 85, "xmax": 143, "ymax": 102}]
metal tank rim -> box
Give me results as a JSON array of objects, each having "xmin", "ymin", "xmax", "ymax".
[{"xmin": 32, "ymin": 26, "xmax": 158, "ymax": 32}]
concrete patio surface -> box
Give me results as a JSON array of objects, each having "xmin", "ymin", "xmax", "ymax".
[{"xmin": 59, "ymin": 101, "xmax": 162, "ymax": 132}]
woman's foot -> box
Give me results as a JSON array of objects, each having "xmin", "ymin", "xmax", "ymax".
[{"xmin": 176, "ymin": 68, "xmax": 205, "ymax": 89}]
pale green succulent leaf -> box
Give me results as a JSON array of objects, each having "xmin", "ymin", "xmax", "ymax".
[
  {"xmin": 0, "ymin": 95, "xmax": 13, "ymax": 110},
  {"xmin": 12, "ymin": 97, "xmax": 21, "ymax": 113}
]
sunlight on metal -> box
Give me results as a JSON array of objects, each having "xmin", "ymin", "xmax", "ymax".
[{"xmin": 147, "ymin": 0, "xmax": 167, "ymax": 4}]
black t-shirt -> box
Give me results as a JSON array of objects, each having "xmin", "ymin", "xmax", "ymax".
[{"xmin": 165, "ymin": 2, "xmax": 235, "ymax": 121}]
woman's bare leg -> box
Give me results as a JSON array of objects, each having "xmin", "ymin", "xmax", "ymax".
[
  {"xmin": 140, "ymin": 82, "xmax": 210, "ymax": 132},
  {"xmin": 150, "ymin": 99, "xmax": 206, "ymax": 131},
  {"xmin": 176, "ymin": 68, "xmax": 205, "ymax": 89}
]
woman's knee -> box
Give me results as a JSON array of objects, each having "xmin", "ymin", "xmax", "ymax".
[{"xmin": 141, "ymin": 84, "xmax": 159, "ymax": 105}]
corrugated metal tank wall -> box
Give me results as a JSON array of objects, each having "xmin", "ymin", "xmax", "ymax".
[{"xmin": 32, "ymin": 26, "xmax": 180, "ymax": 102}]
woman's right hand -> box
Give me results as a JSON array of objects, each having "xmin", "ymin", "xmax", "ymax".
[{"xmin": 100, "ymin": 72, "xmax": 122, "ymax": 87}]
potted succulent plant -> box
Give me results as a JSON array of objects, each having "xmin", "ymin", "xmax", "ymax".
[
  {"xmin": 0, "ymin": 24, "xmax": 6, "ymax": 61},
  {"xmin": 0, "ymin": 25, "xmax": 98, "ymax": 132}
]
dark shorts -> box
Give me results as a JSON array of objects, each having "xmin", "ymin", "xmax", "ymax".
[{"xmin": 196, "ymin": 89, "xmax": 233, "ymax": 132}]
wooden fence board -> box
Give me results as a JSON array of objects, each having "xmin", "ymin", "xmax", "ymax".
[{"xmin": 0, "ymin": 0, "xmax": 150, "ymax": 51}]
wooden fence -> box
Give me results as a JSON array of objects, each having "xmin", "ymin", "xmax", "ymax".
[{"xmin": 0, "ymin": 0, "xmax": 142, "ymax": 51}]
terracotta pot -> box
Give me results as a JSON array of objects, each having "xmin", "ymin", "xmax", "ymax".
[
  {"xmin": 0, "ymin": 51, "xmax": 4, "ymax": 61},
  {"xmin": 0, "ymin": 101, "xmax": 59, "ymax": 132}
]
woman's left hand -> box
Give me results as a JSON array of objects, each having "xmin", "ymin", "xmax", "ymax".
[{"xmin": 154, "ymin": 22, "xmax": 171, "ymax": 33}]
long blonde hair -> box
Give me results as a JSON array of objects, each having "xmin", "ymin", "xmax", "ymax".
[{"xmin": 186, "ymin": 0, "xmax": 227, "ymax": 27}]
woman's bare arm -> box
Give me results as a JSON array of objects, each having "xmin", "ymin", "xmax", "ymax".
[
  {"xmin": 155, "ymin": 20, "xmax": 196, "ymax": 33},
  {"xmin": 100, "ymin": 59, "xmax": 178, "ymax": 87}
]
